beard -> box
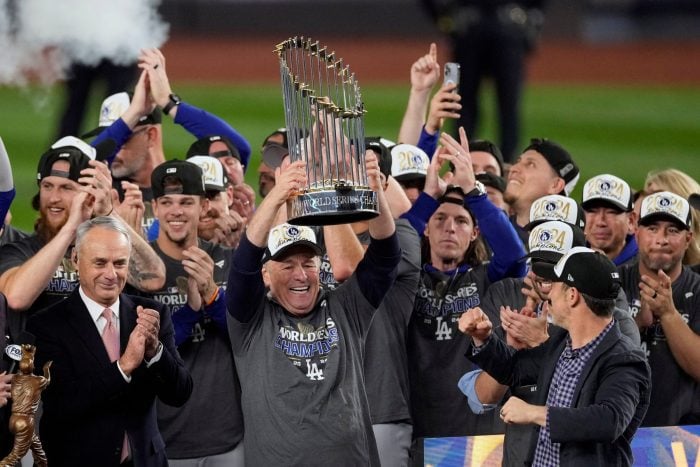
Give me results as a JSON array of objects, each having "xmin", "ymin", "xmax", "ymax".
[
  {"xmin": 641, "ymin": 253, "xmax": 678, "ymax": 275},
  {"xmin": 35, "ymin": 210, "xmax": 68, "ymax": 244}
]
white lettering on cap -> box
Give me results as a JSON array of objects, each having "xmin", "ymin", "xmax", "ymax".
[{"xmin": 166, "ymin": 168, "xmax": 177, "ymax": 174}]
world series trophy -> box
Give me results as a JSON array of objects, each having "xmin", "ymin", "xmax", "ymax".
[{"xmin": 275, "ymin": 37, "xmax": 379, "ymax": 225}]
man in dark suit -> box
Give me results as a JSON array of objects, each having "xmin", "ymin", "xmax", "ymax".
[
  {"xmin": 459, "ymin": 247, "xmax": 651, "ymax": 466},
  {"xmin": 27, "ymin": 216, "xmax": 192, "ymax": 467}
]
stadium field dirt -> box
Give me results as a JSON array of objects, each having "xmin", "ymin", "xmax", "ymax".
[{"xmin": 161, "ymin": 36, "xmax": 700, "ymax": 85}]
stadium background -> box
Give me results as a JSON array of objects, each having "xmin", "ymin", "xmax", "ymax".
[{"xmin": 1, "ymin": 0, "xmax": 699, "ymax": 231}]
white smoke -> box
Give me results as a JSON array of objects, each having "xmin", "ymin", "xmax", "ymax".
[{"xmin": 0, "ymin": 0, "xmax": 168, "ymax": 85}]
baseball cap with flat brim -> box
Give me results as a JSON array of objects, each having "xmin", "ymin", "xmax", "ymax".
[
  {"xmin": 151, "ymin": 160, "xmax": 207, "ymax": 199},
  {"xmin": 36, "ymin": 136, "xmax": 97, "ymax": 184},
  {"xmin": 582, "ymin": 174, "xmax": 632, "ymax": 212},
  {"xmin": 523, "ymin": 220, "xmax": 586, "ymax": 265},
  {"xmin": 532, "ymin": 246, "xmax": 621, "ymax": 300},
  {"xmin": 262, "ymin": 223, "xmax": 323, "ymax": 263},
  {"xmin": 525, "ymin": 194, "xmax": 585, "ymax": 231},
  {"xmin": 639, "ymin": 191, "xmax": 691, "ymax": 230}
]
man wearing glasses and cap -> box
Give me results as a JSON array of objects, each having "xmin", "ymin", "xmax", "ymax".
[{"xmin": 460, "ymin": 247, "xmax": 651, "ymax": 466}]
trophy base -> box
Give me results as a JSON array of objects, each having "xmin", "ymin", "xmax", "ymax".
[{"xmin": 287, "ymin": 188, "xmax": 379, "ymax": 226}]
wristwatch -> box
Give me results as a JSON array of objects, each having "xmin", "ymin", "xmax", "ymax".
[
  {"xmin": 465, "ymin": 181, "xmax": 486, "ymax": 198},
  {"xmin": 162, "ymin": 93, "xmax": 181, "ymax": 115}
]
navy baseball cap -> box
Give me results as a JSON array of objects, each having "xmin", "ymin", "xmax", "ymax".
[
  {"xmin": 36, "ymin": 136, "xmax": 96, "ymax": 184},
  {"xmin": 151, "ymin": 160, "xmax": 206, "ymax": 199},
  {"xmin": 187, "ymin": 135, "xmax": 241, "ymax": 163},
  {"xmin": 524, "ymin": 138, "xmax": 580, "ymax": 196}
]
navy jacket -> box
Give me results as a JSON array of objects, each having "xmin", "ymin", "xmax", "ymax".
[
  {"xmin": 27, "ymin": 291, "xmax": 192, "ymax": 467},
  {"xmin": 468, "ymin": 323, "xmax": 651, "ymax": 466}
]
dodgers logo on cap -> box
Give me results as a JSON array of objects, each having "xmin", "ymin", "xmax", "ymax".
[
  {"xmin": 582, "ymin": 174, "xmax": 632, "ymax": 212},
  {"xmin": 640, "ymin": 191, "xmax": 691, "ymax": 229}
]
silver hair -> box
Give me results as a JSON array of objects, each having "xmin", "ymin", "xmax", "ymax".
[{"xmin": 75, "ymin": 216, "xmax": 132, "ymax": 254}]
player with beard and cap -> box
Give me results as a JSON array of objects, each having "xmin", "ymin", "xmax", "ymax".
[
  {"xmin": 144, "ymin": 159, "xmax": 244, "ymax": 465},
  {"xmin": 618, "ymin": 191, "xmax": 700, "ymax": 427},
  {"xmin": 0, "ymin": 136, "xmax": 166, "ymax": 345},
  {"xmin": 504, "ymin": 138, "xmax": 580, "ymax": 244},
  {"xmin": 88, "ymin": 48, "xmax": 251, "ymax": 237},
  {"xmin": 460, "ymin": 247, "xmax": 650, "ymax": 466},
  {"xmin": 582, "ymin": 174, "xmax": 638, "ymax": 266}
]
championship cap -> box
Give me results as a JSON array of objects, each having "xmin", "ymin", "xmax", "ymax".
[
  {"xmin": 525, "ymin": 194, "xmax": 585, "ymax": 231},
  {"xmin": 523, "ymin": 138, "xmax": 580, "ymax": 196},
  {"xmin": 582, "ymin": 174, "xmax": 632, "ymax": 212},
  {"xmin": 532, "ymin": 246, "xmax": 621, "ymax": 300},
  {"xmin": 366, "ymin": 136, "xmax": 396, "ymax": 179},
  {"xmin": 83, "ymin": 92, "xmax": 162, "ymax": 138},
  {"xmin": 187, "ymin": 156, "xmax": 228, "ymax": 192},
  {"xmin": 151, "ymin": 160, "xmax": 206, "ymax": 199},
  {"xmin": 36, "ymin": 136, "xmax": 97, "ymax": 184},
  {"xmin": 390, "ymin": 144, "xmax": 429, "ymax": 182},
  {"xmin": 187, "ymin": 135, "xmax": 241, "ymax": 163},
  {"xmin": 263, "ymin": 223, "xmax": 323, "ymax": 263},
  {"xmin": 639, "ymin": 191, "xmax": 691, "ymax": 230},
  {"xmin": 525, "ymin": 220, "xmax": 586, "ymax": 265}
]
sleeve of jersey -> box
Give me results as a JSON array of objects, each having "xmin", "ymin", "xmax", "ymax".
[
  {"xmin": 467, "ymin": 194, "xmax": 527, "ymax": 282},
  {"xmin": 0, "ymin": 188, "xmax": 15, "ymax": 229},
  {"xmin": 355, "ymin": 232, "xmax": 401, "ymax": 308},
  {"xmin": 417, "ymin": 125, "xmax": 438, "ymax": 158},
  {"xmin": 399, "ymin": 191, "xmax": 439, "ymax": 236},
  {"xmin": 204, "ymin": 287, "xmax": 227, "ymax": 333},
  {"xmin": 91, "ymin": 118, "xmax": 132, "ymax": 166},
  {"xmin": 226, "ymin": 234, "xmax": 266, "ymax": 323},
  {"xmin": 171, "ymin": 304, "xmax": 202, "ymax": 346},
  {"xmin": 174, "ymin": 102, "xmax": 252, "ymax": 170}
]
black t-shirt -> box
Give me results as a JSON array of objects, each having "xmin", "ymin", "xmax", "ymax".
[
  {"xmin": 619, "ymin": 263, "xmax": 700, "ymax": 426},
  {"xmin": 147, "ymin": 239, "xmax": 243, "ymax": 458},
  {"xmin": 0, "ymin": 234, "xmax": 77, "ymax": 340},
  {"xmin": 408, "ymin": 263, "xmax": 503, "ymax": 438}
]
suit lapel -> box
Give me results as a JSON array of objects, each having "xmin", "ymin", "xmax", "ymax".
[
  {"xmin": 119, "ymin": 293, "xmax": 137, "ymax": 351},
  {"xmin": 64, "ymin": 290, "xmax": 113, "ymax": 365}
]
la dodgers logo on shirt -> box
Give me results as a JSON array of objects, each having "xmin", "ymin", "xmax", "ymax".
[{"xmin": 274, "ymin": 315, "xmax": 340, "ymax": 381}]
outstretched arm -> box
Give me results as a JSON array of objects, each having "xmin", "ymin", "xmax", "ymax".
[{"xmin": 397, "ymin": 43, "xmax": 440, "ymax": 145}]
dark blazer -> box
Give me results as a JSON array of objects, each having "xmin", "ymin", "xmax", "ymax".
[
  {"xmin": 27, "ymin": 290, "xmax": 193, "ymax": 467},
  {"xmin": 469, "ymin": 322, "xmax": 651, "ymax": 467}
]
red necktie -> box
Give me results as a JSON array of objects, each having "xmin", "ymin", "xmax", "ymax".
[{"xmin": 101, "ymin": 309, "xmax": 129, "ymax": 463}]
